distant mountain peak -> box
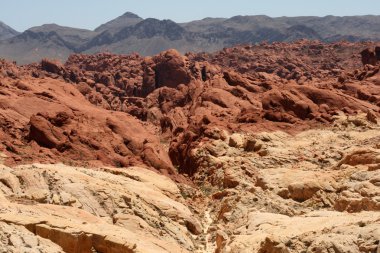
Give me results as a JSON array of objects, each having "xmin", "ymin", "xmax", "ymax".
[
  {"xmin": 94, "ymin": 11, "xmax": 144, "ymax": 33},
  {"xmin": 28, "ymin": 23, "xmax": 60, "ymax": 30},
  {"xmin": 0, "ymin": 21, "xmax": 20, "ymax": 40},
  {"xmin": 112, "ymin": 17, "xmax": 186, "ymax": 41},
  {"xmin": 2, "ymin": 14, "xmax": 380, "ymax": 64},
  {"xmin": 121, "ymin": 12, "xmax": 141, "ymax": 19}
]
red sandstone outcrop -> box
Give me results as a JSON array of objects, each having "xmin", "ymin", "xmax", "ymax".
[
  {"xmin": 41, "ymin": 59, "xmax": 66, "ymax": 75},
  {"xmin": 1, "ymin": 41, "xmax": 379, "ymax": 177},
  {"xmin": 361, "ymin": 48, "xmax": 378, "ymax": 66},
  {"xmin": 0, "ymin": 68, "xmax": 180, "ymax": 181}
]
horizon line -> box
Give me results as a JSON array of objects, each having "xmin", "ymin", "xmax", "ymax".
[{"xmin": 2, "ymin": 12, "xmax": 379, "ymax": 33}]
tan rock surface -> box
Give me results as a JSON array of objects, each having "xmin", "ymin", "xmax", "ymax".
[
  {"xmin": 0, "ymin": 118, "xmax": 378, "ymax": 253},
  {"xmin": 0, "ymin": 221, "xmax": 64, "ymax": 253},
  {"xmin": 0, "ymin": 164, "xmax": 201, "ymax": 252},
  {"xmin": 189, "ymin": 113, "xmax": 380, "ymax": 253},
  {"xmin": 229, "ymin": 211, "xmax": 379, "ymax": 253}
]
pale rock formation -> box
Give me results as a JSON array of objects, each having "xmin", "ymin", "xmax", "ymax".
[
  {"xmin": 0, "ymin": 164, "xmax": 202, "ymax": 252},
  {"xmin": 189, "ymin": 114, "xmax": 380, "ymax": 253}
]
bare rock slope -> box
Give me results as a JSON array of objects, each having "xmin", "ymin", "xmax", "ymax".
[{"xmin": 0, "ymin": 164, "xmax": 200, "ymax": 252}]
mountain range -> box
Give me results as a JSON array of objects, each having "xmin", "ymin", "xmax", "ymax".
[{"xmin": 1, "ymin": 12, "xmax": 380, "ymax": 64}]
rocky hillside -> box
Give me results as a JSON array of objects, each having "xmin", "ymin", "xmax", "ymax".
[
  {"xmin": 0, "ymin": 41, "xmax": 379, "ymax": 252},
  {"xmin": 2, "ymin": 13, "xmax": 380, "ymax": 63}
]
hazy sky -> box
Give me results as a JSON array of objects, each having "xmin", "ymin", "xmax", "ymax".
[{"xmin": 2, "ymin": 0, "xmax": 380, "ymax": 32}]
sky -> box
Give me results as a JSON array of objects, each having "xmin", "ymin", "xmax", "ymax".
[{"xmin": 2, "ymin": 0, "xmax": 380, "ymax": 32}]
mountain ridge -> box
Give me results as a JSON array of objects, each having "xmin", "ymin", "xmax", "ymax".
[
  {"xmin": 1, "ymin": 12, "xmax": 380, "ymax": 64},
  {"xmin": 0, "ymin": 21, "xmax": 19, "ymax": 40}
]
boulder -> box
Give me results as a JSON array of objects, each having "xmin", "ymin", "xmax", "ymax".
[
  {"xmin": 366, "ymin": 110, "xmax": 378, "ymax": 124},
  {"xmin": 28, "ymin": 115, "xmax": 65, "ymax": 149},
  {"xmin": 288, "ymin": 181, "xmax": 321, "ymax": 202},
  {"xmin": 41, "ymin": 59, "xmax": 65, "ymax": 75},
  {"xmin": 262, "ymin": 89, "xmax": 317, "ymax": 120},
  {"xmin": 361, "ymin": 48, "xmax": 377, "ymax": 66},
  {"xmin": 337, "ymin": 149, "xmax": 380, "ymax": 167},
  {"xmin": 153, "ymin": 49, "xmax": 192, "ymax": 88},
  {"xmin": 228, "ymin": 133, "xmax": 245, "ymax": 148},
  {"xmin": 223, "ymin": 167, "xmax": 241, "ymax": 188},
  {"xmin": 375, "ymin": 46, "xmax": 380, "ymax": 61}
]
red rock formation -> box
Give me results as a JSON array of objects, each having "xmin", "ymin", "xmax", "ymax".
[
  {"xmin": 0, "ymin": 40, "xmax": 379, "ymax": 178},
  {"xmin": 361, "ymin": 48, "xmax": 378, "ymax": 66},
  {"xmin": 41, "ymin": 59, "xmax": 66, "ymax": 75},
  {"xmin": 376, "ymin": 46, "xmax": 380, "ymax": 61}
]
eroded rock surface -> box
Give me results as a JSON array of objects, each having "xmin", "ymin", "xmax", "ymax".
[
  {"xmin": 0, "ymin": 41, "xmax": 379, "ymax": 252},
  {"xmin": 0, "ymin": 164, "xmax": 201, "ymax": 252},
  {"xmin": 189, "ymin": 113, "xmax": 380, "ymax": 253}
]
